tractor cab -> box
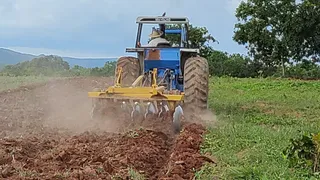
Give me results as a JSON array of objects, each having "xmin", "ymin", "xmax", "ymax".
[
  {"xmin": 125, "ymin": 16, "xmax": 198, "ymax": 63},
  {"xmin": 142, "ymin": 25, "xmax": 188, "ymax": 61},
  {"xmin": 125, "ymin": 15, "xmax": 200, "ymax": 92},
  {"xmin": 132, "ymin": 16, "xmax": 189, "ymax": 49}
]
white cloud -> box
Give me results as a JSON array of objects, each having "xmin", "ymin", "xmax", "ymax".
[
  {"xmin": 0, "ymin": 0, "xmax": 247, "ymax": 57},
  {"xmin": 0, "ymin": 0, "xmax": 235, "ymax": 30},
  {"xmin": 0, "ymin": 0, "xmax": 189, "ymax": 29}
]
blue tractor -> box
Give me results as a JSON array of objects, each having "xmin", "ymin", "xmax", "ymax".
[{"xmin": 88, "ymin": 15, "xmax": 209, "ymax": 133}]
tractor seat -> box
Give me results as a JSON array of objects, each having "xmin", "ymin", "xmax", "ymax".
[
  {"xmin": 156, "ymin": 42, "xmax": 171, "ymax": 47},
  {"xmin": 146, "ymin": 49, "xmax": 160, "ymax": 60},
  {"xmin": 144, "ymin": 38, "xmax": 171, "ymax": 60},
  {"xmin": 145, "ymin": 38, "xmax": 171, "ymax": 47}
]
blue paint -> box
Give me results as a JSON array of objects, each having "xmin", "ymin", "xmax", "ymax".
[
  {"xmin": 144, "ymin": 48, "xmax": 183, "ymax": 91},
  {"xmin": 126, "ymin": 21, "xmax": 195, "ymax": 93},
  {"xmin": 165, "ymin": 29, "xmax": 181, "ymax": 34}
]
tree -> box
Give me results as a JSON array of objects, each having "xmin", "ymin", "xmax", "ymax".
[
  {"xmin": 165, "ymin": 24, "xmax": 217, "ymax": 58},
  {"xmin": 284, "ymin": 0, "xmax": 320, "ymax": 60},
  {"xmin": 0, "ymin": 55, "xmax": 70, "ymax": 76},
  {"xmin": 233, "ymin": 0, "xmax": 320, "ymax": 76},
  {"xmin": 163, "ymin": 23, "xmax": 259, "ymax": 77},
  {"xmin": 206, "ymin": 50, "xmax": 229, "ymax": 76},
  {"xmin": 233, "ymin": 0, "xmax": 297, "ymax": 76}
]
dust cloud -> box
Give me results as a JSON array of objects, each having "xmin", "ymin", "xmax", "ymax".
[
  {"xmin": 198, "ymin": 109, "xmax": 218, "ymax": 128},
  {"xmin": 183, "ymin": 107, "xmax": 218, "ymax": 130},
  {"xmin": 40, "ymin": 77, "xmax": 120, "ymax": 134},
  {"xmin": 0, "ymin": 77, "xmax": 121, "ymax": 138}
]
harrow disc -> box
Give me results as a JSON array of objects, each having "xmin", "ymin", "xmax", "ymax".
[
  {"xmin": 130, "ymin": 102, "xmax": 144, "ymax": 121},
  {"xmin": 144, "ymin": 102, "xmax": 156, "ymax": 120},
  {"xmin": 90, "ymin": 96, "xmax": 184, "ymax": 133},
  {"xmin": 172, "ymin": 105, "xmax": 184, "ymax": 133},
  {"xmin": 91, "ymin": 102, "xmax": 100, "ymax": 120},
  {"xmin": 91, "ymin": 98, "xmax": 115, "ymax": 121},
  {"xmin": 126, "ymin": 100, "xmax": 169, "ymax": 121}
]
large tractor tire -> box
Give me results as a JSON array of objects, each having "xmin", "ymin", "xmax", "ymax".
[
  {"xmin": 183, "ymin": 56, "xmax": 209, "ymax": 113},
  {"xmin": 115, "ymin": 56, "xmax": 141, "ymax": 87}
]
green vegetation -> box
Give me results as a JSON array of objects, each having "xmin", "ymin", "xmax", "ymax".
[
  {"xmin": 0, "ymin": 55, "xmax": 116, "ymax": 77},
  {"xmin": 283, "ymin": 132, "xmax": 320, "ymax": 174},
  {"xmin": 233, "ymin": 0, "xmax": 320, "ymax": 76},
  {"xmin": 128, "ymin": 168, "xmax": 145, "ymax": 180},
  {"xmin": 197, "ymin": 77, "xmax": 320, "ymax": 179},
  {"xmin": 191, "ymin": 2, "xmax": 320, "ymax": 177},
  {"xmin": 1, "ymin": 55, "xmax": 70, "ymax": 76}
]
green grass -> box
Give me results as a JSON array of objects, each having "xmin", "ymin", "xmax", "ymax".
[
  {"xmin": 0, "ymin": 76, "xmax": 56, "ymax": 91},
  {"xmin": 199, "ymin": 77, "xmax": 320, "ymax": 179}
]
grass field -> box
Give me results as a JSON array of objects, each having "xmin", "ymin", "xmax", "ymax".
[
  {"xmin": 0, "ymin": 76, "xmax": 57, "ymax": 92},
  {"xmin": 198, "ymin": 77, "xmax": 320, "ymax": 179}
]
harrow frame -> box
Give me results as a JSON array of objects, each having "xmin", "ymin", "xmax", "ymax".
[
  {"xmin": 88, "ymin": 67, "xmax": 184, "ymax": 111},
  {"xmin": 88, "ymin": 67, "xmax": 185, "ymax": 133}
]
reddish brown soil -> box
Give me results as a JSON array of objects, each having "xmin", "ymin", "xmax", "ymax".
[{"xmin": 0, "ymin": 77, "xmax": 215, "ymax": 179}]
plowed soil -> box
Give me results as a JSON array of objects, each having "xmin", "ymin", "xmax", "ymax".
[{"xmin": 0, "ymin": 77, "xmax": 215, "ymax": 179}]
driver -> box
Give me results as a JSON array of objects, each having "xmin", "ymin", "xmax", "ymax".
[{"xmin": 145, "ymin": 28, "xmax": 171, "ymax": 47}]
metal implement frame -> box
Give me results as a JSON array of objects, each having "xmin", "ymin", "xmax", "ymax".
[{"xmin": 88, "ymin": 67, "xmax": 184, "ymax": 111}]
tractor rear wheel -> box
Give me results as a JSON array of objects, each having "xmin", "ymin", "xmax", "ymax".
[
  {"xmin": 115, "ymin": 56, "xmax": 141, "ymax": 87},
  {"xmin": 183, "ymin": 56, "xmax": 209, "ymax": 114}
]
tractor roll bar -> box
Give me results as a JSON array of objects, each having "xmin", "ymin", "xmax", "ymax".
[{"xmin": 136, "ymin": 16, "xmax": 189, "ymax": 24}]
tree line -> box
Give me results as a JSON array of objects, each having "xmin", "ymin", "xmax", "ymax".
[
  {"xmin": 1, "ymin": 0, "xmax": 320, "ymax": 79},
  {"xmin": 1, "ymin": 46, "xmax": 319, "ymax": 79},
  {"xmin": 0, "ymin": 55, "xmax": 116, "ymax": 77},
  {"xmin": 231, "ymin": 0, "xmax": 320, "ymax": 78},
  {"xmin": 2, "ymin": 49, "xmax": 319, "ymax": 79}
]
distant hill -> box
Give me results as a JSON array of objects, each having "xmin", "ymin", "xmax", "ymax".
[
  {"xmin": 0, "ymin": 48, "xmax": 36, "ymax": 65},
  {"xmin": 0, "ymin": 48, "xmax": 117, "ymax": 68}
]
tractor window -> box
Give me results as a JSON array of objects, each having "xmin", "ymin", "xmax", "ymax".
[
  {"xmin": 140, "ymin": 24, "xmax": 158, "ymax": 45},
  {"xmin": 165, "ymin": 24, "xmax": 183, "ymax": 47},
  {"xmin": 139, "ymin": 24, "xmax": 181, "ymax": 48}
]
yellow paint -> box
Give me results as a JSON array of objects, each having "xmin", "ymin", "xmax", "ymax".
[
  {"xmin": 88, "ymin": 67, "xmax": 184, "ymax": 107},
  {"xmin": 132, "ymin": 75, "xmax": 144, "ymax": 87},
  {"xmin": 152, "ymin": 68, "xmax": 158, "ymax": 88},
  {"xmin": 88, "ymin": 88, "xmax": 183, "ymax": 101},
  {"xmin": 115, "ymin": 67, "xmax": 122, "ymax": 87}
]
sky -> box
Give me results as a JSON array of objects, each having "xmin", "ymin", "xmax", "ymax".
[{"xmin": 0, "ymin": 0, "xmax": 247, "ymax": 58}]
